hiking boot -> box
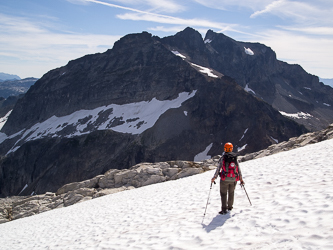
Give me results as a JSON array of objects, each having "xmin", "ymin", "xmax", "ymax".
[
  {"xmin": 228, "ymin": 207, "xmax": 233, "ymax": 211},
  {"xmin": 219, "ymin": 210, "xmax": 228, "ymax": 215}
]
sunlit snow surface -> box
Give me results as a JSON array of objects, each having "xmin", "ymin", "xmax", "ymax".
[
  {"xmin": 191, "ymin": 63, "xmax": 218, "ymax": 78},
  {"xmin": 171, "ymin": 50, "xmax": 186, "ymax": 59},
  {"xmin": 0, "ymin": 110, "xmax": 12, "ymax": 130},
  {"xmin": 1, "ymin": 139, "xmax": 333, "ymax": 249},
  {"xmin": 279, "ymin": 111, "xmax": 313, "ymax": 119},
  {"xmin": 1, "ymin": 91, "xmax": 196, "ymax": 153},
  {"xmin": 244, "ymin": 84, "xmax": 256, "ymax": 94},
  {"xmin": 244, "ymin": 47, "xmax": 254, "ymax": 55},
  {"xmin": 239, "ymin": 128, "xmax": 248, "ymax": 141},
  {"xmin": 237, "ymin": 144, "xmax": 247, "ymax": 152},
  {"xmin": 194, "ymin": 143, "xmax": 213, "ymax": 161}
]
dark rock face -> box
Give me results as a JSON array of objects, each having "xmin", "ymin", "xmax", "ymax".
[
  {"xmin": 162, "ymin": 28, "xmax": 333, "ymax": 131},
  {"xmin": 0, "ymin": 130, "xmax": 140, "ymax": 196},
  {"xmin": 2, "ymin": 33, "xmax": 196, "ymax": 135},
  {"xmin": 0, "ymin": 28, "xmax": 308, "ymax": 196},
  {"xmin": 0, "ymin": 96, "xmax": 22, "ymax": 118}
]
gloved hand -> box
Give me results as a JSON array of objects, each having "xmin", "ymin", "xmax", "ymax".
[{"xmin": 240, "ymin": 180, "xmax": 245, "ymax": 185}]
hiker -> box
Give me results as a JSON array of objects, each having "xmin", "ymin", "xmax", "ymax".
[{"xmin": 211, "ymin": 142, "xmax": 244, "ymax": 214}]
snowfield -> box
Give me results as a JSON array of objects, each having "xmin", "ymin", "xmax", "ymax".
[
  {"xmin": 190, "ymin": 63, "xmax": 219, "ymax": 78},
  {"xmin": 0, "ymin": 110, "xmax": 12, "ymax": 130},
  {"xmin": 279, "ymin": 111, "xmax": 313, "ymax": 120},
  {"xmin": 0, "ymin": 91, "xmax": 196, "ymax": 154},
  {"xmin": 1, "ymin": 139, "xmax": 333, "ymax": 249}
]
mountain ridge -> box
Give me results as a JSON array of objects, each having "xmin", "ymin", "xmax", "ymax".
[
  {"xmin": 0, "ymin": 73, "xmax": 21, "ymax": 81},
  {"xmin": 0, "ymin": 27, "xmax": 314, "ymax": 196}
]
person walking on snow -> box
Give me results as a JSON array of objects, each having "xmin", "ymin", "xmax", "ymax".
[{"xmin": 211, "ymin": 142, "xmax": 244, "ymax": 214}]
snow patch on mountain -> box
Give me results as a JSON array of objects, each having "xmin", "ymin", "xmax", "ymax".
[
  {"xmin": 204, "ymin": 39, "xmax": 212, "ymax": 44},
  {"xmin": 239, "ymin": 128, "xmax": 248, "ymax": 141},
  {"xmin": 191, "ymin": 63, "xmax": 218, "ymax": 78},
  {"xmin": 18, "ymin": 184, "xmax": 28, "ymax": 196},
  {"xmin": 171, "ymin": 50, "xmax": 186, "ymax": 59},
  {"xmin": 244, "ymin": 47, "xmax": 254, "ymax": 55},
  {"xmin": 2, "ymin": 91, "xmax": 197, "ymax": 153},
  {"xmin": 237, "ymin": 144, "xmax": 247, "ymax": 152},
  {"xmin": 194, "ymin": 143, "xmax": 213, "ymax": 161},
  {"xmin": 0, "ymin": 110, "xmax": 12, "ymax": 130},
  {"xmin": 244, "ymin": 84, "xmax": 255, "ymax": 94},
  {"xmin": 270, "ymin": 136, "xmax": 278, "ymax": 143},
  {"xmin": 279, "ymin": 111, "xmax": 313, "ymax": 119}
]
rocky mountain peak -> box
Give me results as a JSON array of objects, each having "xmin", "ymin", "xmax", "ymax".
[
  {"xmin": 161, "ymin": 27, "xmax": 206, "ymax": 64},
  {"xmin": 112, "ymin": 31, "xmax": 154, "ymax": 51},
  {"xmin": 0, "ymin": 27, "xmax": 319, "ymax": 197}
]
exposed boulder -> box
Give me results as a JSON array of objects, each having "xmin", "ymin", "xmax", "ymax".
[
  {"xmin": 239, "ymin": 123, "xmax": 333, "ymax": 162},
  {"xmin": 0, "ymin": 158, "xmax": 220, "ymax": 224},
  {"xmin": 56, "ymin": 175, "xmax": 103, "ymax": 195}
]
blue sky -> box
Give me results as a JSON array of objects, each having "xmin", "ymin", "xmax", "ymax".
[{"xmin": 1, "ymin": 0, "xmax": 332, "ymax": 79}]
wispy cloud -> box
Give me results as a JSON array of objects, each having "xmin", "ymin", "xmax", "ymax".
[
  {"xmin": 147, "ymin": 26, "xmax": 210, "ymax": 36},
  {"xmin": 191, "ymin": 0, "xmax": 273, "ymax": 11},
  {"xmin": 0, "ymin": 13, "xmax": 120, "ymax": 77},
  {"xmin": 250, "ymin": 0, "xmax": 333, "ymax": 26},
  {"xmin": 84, "ymin": 0, "xmax": 241, "ymax": 33},
  {"xmin": 278, "ymin": 26, "xmax": 333, "ymax": 36},
  {"xmin": 191, "ymin": 0, "xmax": 333, "ymax": 78},
  {"xmin": 140, "ymin": 0, "xmax": 185, "ymax": 13},
  {"xmin": 251, "ymin": 29, "xmax": 333, "ymax": 78},
  {"xmin": 83, "ymin": 0, "xmax": 184, "ymax": 14},
  {"xmin": 250, "ymin": 0, "xmax": 286, "ymax": 18},
  {"xmin": 116, "ymin": 12, "xmax": 233, "ymax": 30}
]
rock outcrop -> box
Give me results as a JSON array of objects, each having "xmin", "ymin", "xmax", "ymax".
[
  {"xmin": 239, "ymin": 123, "xmax": 333, "ymax": 162},
  {"xmin": 0, "ymin": 158, "xmax": 218, "ymax": 224}
]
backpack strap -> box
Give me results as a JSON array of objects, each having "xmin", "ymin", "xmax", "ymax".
[
  {"xmin": 220, "ymin": 154, "xmax": 229, "ymax": 178},
  {"xmin": 225, "ymin": 160, "xmax": 229, "ymax": 175}
]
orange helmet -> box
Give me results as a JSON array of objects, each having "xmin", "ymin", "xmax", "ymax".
[{"xmin": 224, "ymin": 142, "xmax": 233, "ymax": 152}]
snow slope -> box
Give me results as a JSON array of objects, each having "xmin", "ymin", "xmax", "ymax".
[
  {"xmin": 1, "ymin": 139, "xmax": 333, "ymax": 249},
  {"xmin": 0, "ymin": 91, "xmax": 196, "ymax": 154},
  {"xmin": 0, "ymin": 110, "xmax": 12, "ymax": 130}
]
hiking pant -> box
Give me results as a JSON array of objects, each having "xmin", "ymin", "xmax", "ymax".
[{"xmin": 220, "ymin": 181, "xmax": 236, "ymax": 211}]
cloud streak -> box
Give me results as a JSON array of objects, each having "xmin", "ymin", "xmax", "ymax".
[
  {"xmin": 116, "ymin": 12, "xmax": 234, "ymax": 30},
  {"xmin": 2, "ymin": 0, "xmax": 333, "ymax": 79},
  {"xmin": 250, "ymin": 0, "xmax": 286, "ymax": 18},
  {"xmin": 251, "ymin": 29, "xmax": 333, "ymax": 78},
  {"xmin": 250, "ymin": 0, "xmax": 333, "ymax": 26},
  {"xmin": 84, "ymin": 0, "xmax": 241, "ymax": 34},
  {"xmin": 84, "ymin": 0, "xmax": 183, "ymax": 15},
  {"xmin": 0, "ymin": 13, "xmax": 120, "ymax": 78}
]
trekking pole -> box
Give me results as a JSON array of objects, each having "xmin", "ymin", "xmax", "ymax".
[
  {"xmin": 241, "ymin": 183, "xmax": 252, "ymax": 206},
  {"xmin": 202, "ymin": 181, "xmax": 215, "ymax": 224}
]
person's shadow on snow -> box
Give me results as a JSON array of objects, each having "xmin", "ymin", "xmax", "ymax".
[{"xmin": 202, "ymin": 214, "xmax": 231, "ymax": 232}]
